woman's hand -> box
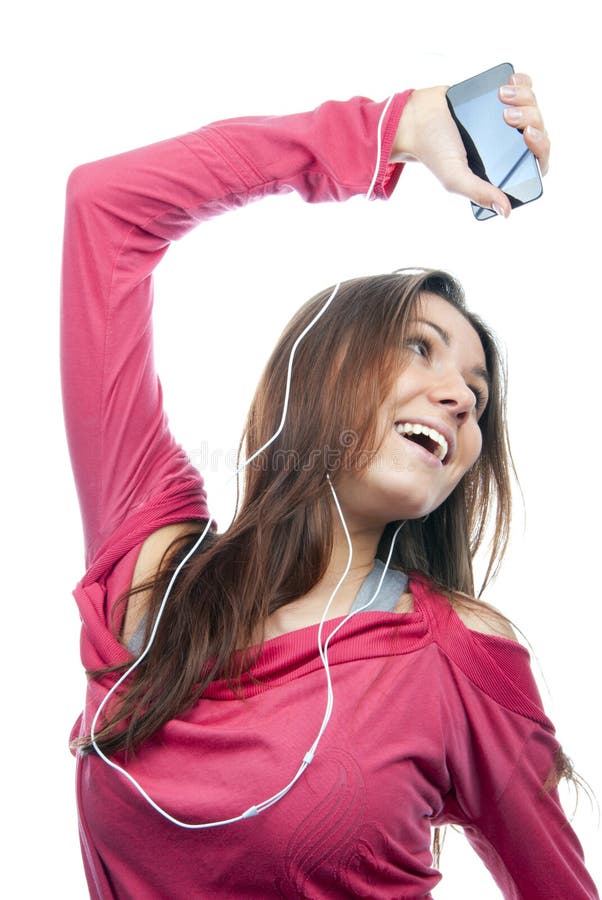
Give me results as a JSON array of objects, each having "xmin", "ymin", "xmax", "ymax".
[{"xmin": 391, "ymin": 72, "xmax": 549, "ymax": 217}]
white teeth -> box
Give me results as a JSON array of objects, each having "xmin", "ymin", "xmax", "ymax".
[
  {"xmin": 394, "ymin": 422, "xmax": 449, "ymax": 462},
  {"xmin": 433, "ymin": 443, "xmax": 446, "ymax": 461}
]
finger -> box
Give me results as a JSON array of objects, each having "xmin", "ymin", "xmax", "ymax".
[
  {"xmin": 466, "ymin": 178, "xmax": 511, "ymax": 218},
  {"xmin": 499, "ymin": 84, "xmax": 549, "ymax": 174},
  {"xmin": 440, "ymin": 161, "xmax": 511, "ymax": 217},
  {"xmin": 499, "ymin": 84, "xmax": 538, "ymax": 109},
  {"xmin": 509, "ymin": 72, "xmax": 533, "ymax": 88},
  {"xmin": 499, "ymin": 84, "xmax": 545, "ymax": 135},
  {"xmin": 523, "ymin": 125, "xmax": 550, "ymax": 175},
  {"xmin": 502, "ymin": 104, "xmax": 544, "ymax": 132},
  {"xmin": 501, "ymin": 108, "xmax": 549, "ymax": 174}
]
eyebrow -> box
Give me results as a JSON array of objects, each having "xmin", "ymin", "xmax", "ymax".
[{"xmin": 416, "ymin": 319, "xmax": 491, "ymax": 389}]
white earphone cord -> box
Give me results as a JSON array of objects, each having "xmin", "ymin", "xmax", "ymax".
[{"xmin": 90, "ymin": 94, "xmax": 401, "ymax": 829}]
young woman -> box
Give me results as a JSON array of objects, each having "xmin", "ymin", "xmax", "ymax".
[{"xmin": 61, "ymin": 75, "xmax": 599, "ymax": 898}]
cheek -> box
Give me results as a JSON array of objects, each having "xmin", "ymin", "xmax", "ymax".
[
  {"xmin": 471, "ymin": 427, "xmax": 483, "ymax": 465},
  {"xmin": 456, "ymin": 426, "xmax": 483, "ymax": 477}
]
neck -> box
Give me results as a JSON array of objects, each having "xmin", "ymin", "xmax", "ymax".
[
  {"xmin": 321, "ymin": 511, "xmax": 383, "ymax": 593},
  {"xmin": 261, "ymin": 498, "xmax": 398, "ymax": 640}
]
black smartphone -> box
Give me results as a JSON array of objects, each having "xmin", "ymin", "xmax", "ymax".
[{"xmin": 446, "ymin": 62, "xmax": 543, "ymax": 220}]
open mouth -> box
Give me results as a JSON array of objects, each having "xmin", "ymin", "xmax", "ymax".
[{"xmin": 395, "ymin": 422, "xmax": 449, "ymax": 464}]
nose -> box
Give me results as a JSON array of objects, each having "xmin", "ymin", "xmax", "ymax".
[{"xmin": 429, "ymin": 371, "xmax": 477, "ymax": 421}]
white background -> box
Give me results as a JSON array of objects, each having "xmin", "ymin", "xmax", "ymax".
[{"xmin": 2, "ymin": 1, "xmax": 600, "ymax": 897}]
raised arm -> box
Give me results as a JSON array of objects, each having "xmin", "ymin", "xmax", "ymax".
[
  {"xmin": 60, "ymin": 93, "xmax": 411, "ymax": 567},
  {"xmin": 61, "ymin": 77, "xmax": 548, "ymax": 569}
]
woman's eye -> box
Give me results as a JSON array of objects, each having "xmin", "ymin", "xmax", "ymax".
[
  {"xmin": 471, "ymin": 386, "xmax": 487, "ymax": 412},
  {"xmin": 406, "ymin": 337, "xmax": 430, "ymax": 358}
]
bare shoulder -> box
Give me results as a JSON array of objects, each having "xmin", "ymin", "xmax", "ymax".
[
  {"xmin": 121, "ymin": 521, "xmax": 198, "ymax": 645},
  {"xmin": 130, "ymin": 522, "xmax": 195, "ymax": 590},
  {"xmin": 451, "ymin": 596, "xmax": 519, "ymax": 642}
]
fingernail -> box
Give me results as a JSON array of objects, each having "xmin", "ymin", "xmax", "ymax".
[
  {"xmin": 499, "ymin": 85, "xmax": 516, "ymax": 100},
  {"xmin": 526, "ymin": 125, "xmax": 542, "ymax": 140},
  {"xmin": 504, "ymin": 107, "xmax": 522, "ymax": 123},
  {"xmin": 492, "ymin": 203, "xmax": 506, "ymax": 218}
]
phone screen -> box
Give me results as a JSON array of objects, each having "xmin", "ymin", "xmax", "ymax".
[{"xmin": 446, "ymin": 63, "xmax": 542, "ymax": 220}]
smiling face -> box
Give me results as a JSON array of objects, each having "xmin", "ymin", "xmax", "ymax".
[{"xmin": 334, "ymin": 293, "xmax": 490, "ymax": 528}]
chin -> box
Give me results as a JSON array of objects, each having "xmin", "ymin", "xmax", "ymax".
[
  {"xmin": 339, "ymin": 480, "xmax": 446, "ymax": 528},
  {"xmin": 387, "ymin": 495, "xmax": 443, "ymax": 522}
]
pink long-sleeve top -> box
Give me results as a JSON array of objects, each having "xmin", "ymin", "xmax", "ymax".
[{"xmin": 61, "ymin": 93, "xmax": 599, "ymax": 899}]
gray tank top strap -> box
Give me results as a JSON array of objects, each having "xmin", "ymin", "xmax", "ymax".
[
  {"xmin": 128, "ymin": 616, "xmax": 146, "ymax": 655},
  {"xmin": 349, "ymin": 558, "xmax": 408, "ymax": 613}
]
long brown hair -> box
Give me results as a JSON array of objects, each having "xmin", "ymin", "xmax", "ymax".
[{"xmin": 86, "ymin": 269, "xmax": 514, "ymax": 757}]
